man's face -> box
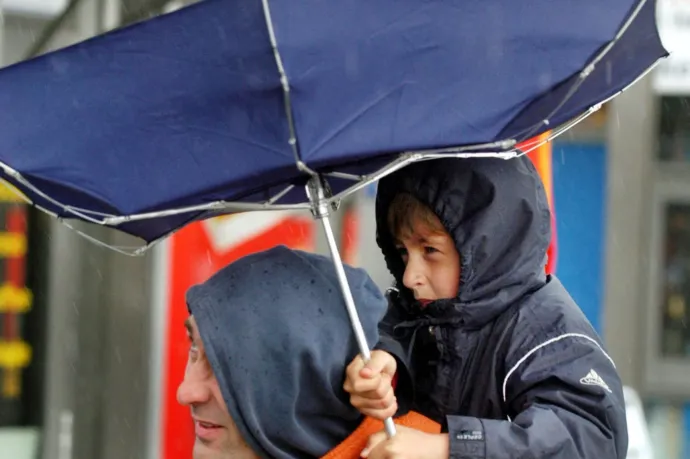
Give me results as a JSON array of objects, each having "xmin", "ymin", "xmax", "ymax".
[{"xmin": 177, "ymin": 316, "xmax": 259, "ymax": 459}]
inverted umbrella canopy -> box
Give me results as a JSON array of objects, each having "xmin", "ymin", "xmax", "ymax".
[{"xmin": 0, "ymin": 0, "xmax": 667, "ymax": 245}]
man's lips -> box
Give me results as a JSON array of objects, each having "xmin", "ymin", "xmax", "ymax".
[
  {"xmin": 194, "ymin": 419, "xmax": 223, "ymax": 440},
  {"xmin": 418, "ymin": 299, "xmax": 432, "ymax": 307}
]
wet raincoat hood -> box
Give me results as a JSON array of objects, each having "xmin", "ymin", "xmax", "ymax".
[
  {"xmin": 186, "ymin": 246, "xmax": 388, "ymax": 459},
  {"xmin": 375, "ymin": 156, "xmax": 551, "ymax": 328}
]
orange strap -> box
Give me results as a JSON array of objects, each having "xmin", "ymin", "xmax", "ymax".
[{"xmin": 321, "ymin": 412, "xmax": 441, "ymax": 459}]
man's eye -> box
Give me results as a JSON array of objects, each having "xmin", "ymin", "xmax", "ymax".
[
  {"xmin": 395, "ymin": 246, "xmax": 408, "ymax": 256},
  {"xmin": 186, "ymin": 334, "xmax": 198, "ymax": 351}
]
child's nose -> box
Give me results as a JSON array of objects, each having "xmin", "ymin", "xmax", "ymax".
[{"xmin": 402, "ymin": 256, "xmax": 425, "ymax": 289}]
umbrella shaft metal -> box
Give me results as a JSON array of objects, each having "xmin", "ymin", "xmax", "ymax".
[
  {"xmin": 320, "ymin": 216, "xmax": 371, "ymax": 360},
  {"xmin": 319, "ymin": 216, "xmax": 397, "ymax": 438}
]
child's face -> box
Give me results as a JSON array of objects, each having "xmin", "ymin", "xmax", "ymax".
[{"xmin": 394, "ymin": 217, "xmax": 460, "ymax": 303}]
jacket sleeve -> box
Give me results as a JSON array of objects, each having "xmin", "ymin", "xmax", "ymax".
[{"xmin": 446, "ymin": 333, "xmax": 628, "ymax": 459}]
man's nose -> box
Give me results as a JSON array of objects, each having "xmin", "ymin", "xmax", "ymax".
[{"xmin": 177, "ymin": 370, "xmax": 212, "ymax": 407}]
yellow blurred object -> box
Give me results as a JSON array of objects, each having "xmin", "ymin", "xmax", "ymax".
[
  {"xmin": 668, "ymin": 295, "xmax": 686, "ymax": 320},
  {"xmin": 0, "ymin": 181, "xmax": 27, "ymax": 203},
  {"xmin": 0, "ymin": 232, "xmax": 26, "ymax": 257},
  {"xmin": 2, "ymin": 368, "xmax": 21, "ymax": 398},
  {"xmin": 0, "ymin": 341, "xmax": 32, "ymax": 370},
  {"xmin": 0, "ymin": 284, "xmax": 32, "ymax": 313}
]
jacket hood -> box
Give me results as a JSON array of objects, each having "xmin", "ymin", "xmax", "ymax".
[
  {"xmin": 186, "ymin": 246, "xmax": 388, "ymax": 459},
  {"xmin": 375, "ymin": 156, "xmax": 550, "ymax": 328}
]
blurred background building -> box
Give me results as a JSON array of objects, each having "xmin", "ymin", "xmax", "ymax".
[{"xmin": 0, "ymin": 0, "xmax": 689, "ymax": 458}]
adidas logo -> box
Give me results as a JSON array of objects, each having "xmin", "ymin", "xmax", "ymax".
[{"xmin": 580, "ymin": 369, "xmax": 612, "ymax": 393}]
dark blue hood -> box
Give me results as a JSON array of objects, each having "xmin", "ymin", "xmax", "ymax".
[
  {"xmin": 186, "ymin": 246, "xmax": 388, "ymax": 459},
  {"xmin": 375, "ymin": 156, "xmax": 551, "ymax": 328}
]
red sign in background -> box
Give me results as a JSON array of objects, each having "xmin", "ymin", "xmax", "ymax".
[{"xmin": 521, "ymin": 132, "xmax": 558, "ymax": 275}]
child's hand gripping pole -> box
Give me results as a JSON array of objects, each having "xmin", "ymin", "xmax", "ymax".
[
  {"xmin": 344, "ymin": 351, "xmax": 399, "ymax": 438},
  {"xmin": 360, "ymin": 352, "xmax": 398, "ymax": 438}
]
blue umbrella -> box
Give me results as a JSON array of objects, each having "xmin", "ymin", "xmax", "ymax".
[
  {"xmin": 0, "ymin": 0, "xmax": 667, "ymax": 243},
  {"xmin": 0, "ymin": 0, "xmax": 667, "ymax": 436}
]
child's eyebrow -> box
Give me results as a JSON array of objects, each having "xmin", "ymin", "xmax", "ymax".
[
  {"xmin": 422, "ymin": 234, "xmax": 449, "ymax": 243},
  {"xmin": 184, "ymin": 317, "xmax": 193, "ymax": 336}
]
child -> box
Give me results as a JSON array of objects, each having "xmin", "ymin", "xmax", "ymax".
[{"xmin": 343, "ymin": 157, "xmax": 628, "ymax": 459}]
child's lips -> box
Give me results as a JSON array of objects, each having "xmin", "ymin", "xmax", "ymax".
[{"xmin": 418, "ymin": 299, "xmax": 432, "ymax": 307}]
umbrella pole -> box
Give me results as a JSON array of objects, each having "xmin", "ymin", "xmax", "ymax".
[{"xmin": 307, "ymin": 177, "xmax": 397, "ymax": 438}]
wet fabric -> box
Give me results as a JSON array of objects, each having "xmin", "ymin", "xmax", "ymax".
[
  {"xmin": 375, "ymin": 157, "xmax": 628, "ymax": 458},
  {"xmin": 187, "ymin": 246, "xmax": 388, "ymax": 459},
  {"xmin": 0, "ymin": 0, "xmax": 666, "ymax": 242}
]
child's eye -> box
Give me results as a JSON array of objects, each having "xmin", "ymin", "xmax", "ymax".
[
  {"xmin": 395, "ymin": 246, "xmax": 408, "ymax": 256},
  {"xmin": 424, "ymin": 246, "xmax": 439, "ymax": 255}
]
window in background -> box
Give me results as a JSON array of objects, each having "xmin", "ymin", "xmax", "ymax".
[
  {"xmin": 658, "ymin": 97, "xmax": 690, "ymax": 162},
  {"xmin": 660, "ymin": 202, "xmax": 690, "ymax": 357}
]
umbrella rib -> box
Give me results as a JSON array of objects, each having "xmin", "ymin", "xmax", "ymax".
[
  {"xmin": 324, "ymin": 172, "xmax": 365, "ymax": 182},
  {"xmin": 260, "ymin": 0, "xmax": 315, "ymax": 176},
  {"xmin": 325, "ymin": 103, "xmax": 612, "ymax": 204},
  {"xmin": 267, "ymin": 184, "xmax": 295, "ymax": 204},
  {"xmin": 588, "ymin": 0, "xmax": 649, "ymax": 70},
  {"xmin": 0, "ymin": 160, "xmax": 116, "ymax": 224},
  {"xmin": 327, "ymin": 148, "xmax": 518, "ymax": 203},
  {"xmin": 516, "ymin": 0, "xmax": 652, "ymax": 141},
  {"xmin": 517, "ymin": 103, "xmax": 605, "ymax": 152}
]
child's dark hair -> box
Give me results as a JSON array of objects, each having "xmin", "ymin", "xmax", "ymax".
[{"xmin": 386, "ymin": 193, "xmax": 446, "ymax": 240}]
